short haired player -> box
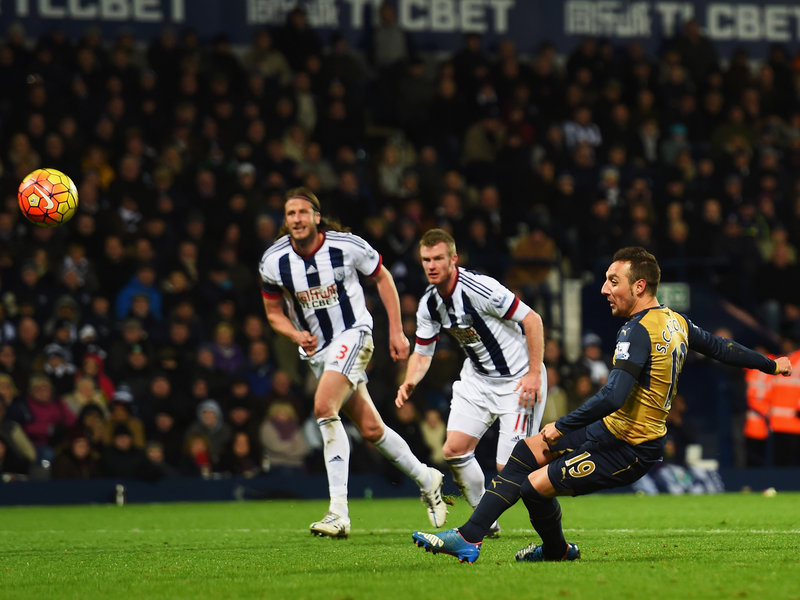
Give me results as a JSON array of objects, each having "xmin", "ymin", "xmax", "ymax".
[
  {"xmin": 259, "ymin": 188, "xmax": 447, "ymax": 538},
  {"xmin": 395, "ymin": 228, "xmax": 547, "ymax": 535}
]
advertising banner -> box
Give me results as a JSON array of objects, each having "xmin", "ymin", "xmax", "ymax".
[{"xmin": 1, "ymin": 1, "xmax": 799, "ymax": 58}]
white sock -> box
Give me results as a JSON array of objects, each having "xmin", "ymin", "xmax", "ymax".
[
  {"xmin": 317, "ymin": 416, "xmax": 350, "ymax": 518},
  {"xmin": 374, "ymin": 427, "xmax": 432, "ymax": 490},
  {"xmin": 446, "ymin": 451, "xmax": 485, "ymax": 509}
]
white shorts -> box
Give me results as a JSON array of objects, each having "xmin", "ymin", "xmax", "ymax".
[
  {"xmin": 447, "ymin": 362, "xmax": 548, "ymax": 466},
  {"xmin": 306, "ymin": 328, "xmax": 374, "ymax": 388}
]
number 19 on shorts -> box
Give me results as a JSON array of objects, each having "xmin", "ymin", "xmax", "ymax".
[{"xmin": 565, "ymin": 451, "xmax": 596, "ymax": 478}]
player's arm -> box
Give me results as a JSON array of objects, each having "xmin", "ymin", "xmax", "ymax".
[
  {"xmin": 687, "ymin": 321, "xmax": 791, "ymax": 376},
  {"xmin": 549, "ymin": 368, "xmax": 637, "ymax": 437},
  {"xmin": 514, "ymin": 309, "xmax": 545, "ymax": 409},
  {"xmin": 372, "ymin": 264, "xmax": 410, "ymax": 361},
  {"xmin": 395, "ymin": 351, "xmax": 433, "ymax": 408},
  {"xmin": 262, "ymin": 294, "xmax": 318, "ymax": 356}
]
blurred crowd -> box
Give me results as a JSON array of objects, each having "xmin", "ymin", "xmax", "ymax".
[{"xmin": 2, "ymin": 5, "xmax": 800, "ymax": 482}]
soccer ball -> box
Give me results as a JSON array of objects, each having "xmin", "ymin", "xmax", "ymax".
[{"xmin": 18, "ymin": 168, "xmax": 79, "ymax": 228}]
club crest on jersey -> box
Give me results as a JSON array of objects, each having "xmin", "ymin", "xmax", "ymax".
[
  {"xmin": 333, "ymin": 267, "xmax": 345, "ymax": 282},
  {"xmin": 615, "ymin": 341, "xmax": 630, "ymax": 361},
  {"xmin": 296, "ymin": 283, "xmax": 339, "ymax": 309}
]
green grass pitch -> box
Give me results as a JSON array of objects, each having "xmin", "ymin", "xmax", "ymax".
[{"xmin": 1, "ymin": 492, "xmax": 798, "ymax": 600}]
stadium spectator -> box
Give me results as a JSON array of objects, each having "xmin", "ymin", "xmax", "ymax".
[
  {"xmin": 102, "ymin": 386, "xmax": 146, "ymax": 449},
  {"xmin": 218, "ymin": 429, "xmax": 262, "ymax": 478},
  {"xmin": 0, "ymin": 393, "xmax": 35, "ymax": 474},
  {"xmin": 63, "ymin": 376, "xmax": 107, "ymax": 418},
  {"xmin": 179, "ymin": 432, "xmax": 216, "ymax": 478},
  {"xmin": 99, "ymin": 423, "xmax": 159, "ymax": 480},
  {"xmin": 184, "ymin": 399, "xmax": 232, "ymax": 466},
  {"xmin": 8, "ymin": 374, "xmax": 75, "ymax": 464},
  {"xmin": 52, "ymin": 431, "xmax": 99, "ymax": 479},
  {"xmin": 259, "ymin": 400, "xmax": 308, "ymax": 473}
]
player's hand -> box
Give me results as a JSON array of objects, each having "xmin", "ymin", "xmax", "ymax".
[
  {"xmin": 514, "ymin": 371, "xmax": 543, "ymax": 411},
  {"xmin": 775, "ymin": 356, "xmax": 792, "ymax": 376},
  {"xmin": 295, "ymin": 331, "xmax": 318, "ymax": 356},
  {"xmin": 541, "ymin": 422, "xmax": 563, "ymax": 446},
  {"xmin": 389, "ymin": 331, "xmax": 411, "ymax": 361},
  {"xmin": 395, "ymin": 382, "xmax": 415, "ymax": 408}
]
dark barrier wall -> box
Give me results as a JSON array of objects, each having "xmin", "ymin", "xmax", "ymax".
[
  {"xmin": 1, "ymin": 469, "xmax": 797, "ymax": 506},
  {"xmin": 1, "ymin": 1, "xmax": 799, "ymax": 58},
  {"xmin": 0, "ymin": 472, "xmax": 421, "ymax": 506}
]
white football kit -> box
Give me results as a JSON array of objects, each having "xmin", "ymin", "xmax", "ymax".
[
  {"xmin": 259, "ymin": 231, "xmax": 380, "ymax": 385},
  {"xmin": 414, "ymin": 267, "xmax": 548, "ymax": 465},
  {"xmin": 260, "ymin": 230, "xmax": 447, "ymax": 532}
]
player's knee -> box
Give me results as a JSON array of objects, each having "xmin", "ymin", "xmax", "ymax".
[
  {"xmin": 507, "ymin": 439, "xmax": 538, "ymax": 471},
  {"xmin": 360, "ymin": 421, "xmax": 384, "ymax": 443},
  {"xmin": 315, "ymin": 410, "xmax": 338, "ymax": 422},
  {"xmin": 442, "ymin": 441, "xmax": 465, "ymax": 460},
  {"xmin": 520, "ymin": 477, "xmax": 545, "ymax": 503},
  {"xmin": 442, "ymin": 432, "xmax": 478, "ymax": 458},
  {"xmin": 520, "ymin": 469, "xmax": 557, "ymax": 500},
  {"xmin": 313, "ymin": 399, "xmax": 338, "ymax": 420}
]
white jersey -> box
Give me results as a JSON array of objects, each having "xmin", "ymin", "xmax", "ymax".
[
  {"xmin": 414, "ymin": 267, "xmax": 532, "ymax": 379},
  {"xmin": 259, "ymin": 231, "xmax": 381, "ymax": 353}
]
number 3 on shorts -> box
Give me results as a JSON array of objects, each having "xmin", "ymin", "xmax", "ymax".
[
  {"xmin": 565, "ymin": 451, "xmax": 596, "ymax": 478},
  {"xmin": 336, "ymin": 345, "xmax": 349, "ymax": 360}
]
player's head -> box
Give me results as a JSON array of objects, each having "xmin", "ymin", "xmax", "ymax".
[
  {"xmin": 278, "ymin": 187, "xmax": 347, "ymax": 240},
  {"xmin": 602, "ymin": 246, "xmax": 660, "ymax": 317},
  {"xmin": 419, "ymin": 228, "xmax": 458, "ymax": 288},
  {"xmin": 612, "ymin": 246, "xmax": 660, "ymax": 295},
  {"xmin": 280, "ymin": 187, "xmax": 322, "ymax": 244}
]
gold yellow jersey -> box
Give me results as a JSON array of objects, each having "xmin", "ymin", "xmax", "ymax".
[
  {"xmin": 602, "ymin": 306, "xmax": 688, "ymax": 444},
  {"xmin": 556, "ymin": 305, "xmax": 777, "ymax": 446}
]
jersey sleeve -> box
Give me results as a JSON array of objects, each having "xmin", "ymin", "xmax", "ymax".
[
  {"xmin": 258, "ymin": 251, "xmax": 283, "ymax": 298},
  {"xmin": 413, "ymin": 295, "xmax": 440, "ymax": 357},
  {"xmin": 472, "ymin": 273, "xmax": 532, "ymax": 322},
  {"xmin": 348, "ymin": 233, "xmax": 382, "ymax": 277},
  {"xmin": 610, "ymin": 321, "xmax": 651, "ymax": 380},
  {"xmin": 686, "ymin": 318, "xmax": 777, "ymax": 373}
]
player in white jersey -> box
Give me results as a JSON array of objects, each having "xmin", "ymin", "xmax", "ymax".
[
  {"xmin": 259, "ymin": 188, "xmax": 447, "ymax": 538},
  {"xmin": 395, "ymin": 228, "xmax": 547, "ymax": 535}
]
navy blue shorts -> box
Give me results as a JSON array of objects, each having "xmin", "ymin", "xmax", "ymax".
[{"xmin": 546, "ymin": 421, "xmax": 664, "ymax": 496}]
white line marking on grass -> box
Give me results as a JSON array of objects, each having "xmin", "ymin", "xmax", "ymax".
[{"xmin": 2, "ymin": 527, "xmax": 799, "ymax": 535}]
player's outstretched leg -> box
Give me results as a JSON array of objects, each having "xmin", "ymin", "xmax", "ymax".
[
  {"xmin": 411, "ymin": 528, "xmax": 482, "ymax": 564},
  {"xmin": 374, "ymin": 427, "xmax": 450, "ymax": 527},
  {"xmin": 457, "ymin": 439, "xmax": 539, "ymax": 543}
]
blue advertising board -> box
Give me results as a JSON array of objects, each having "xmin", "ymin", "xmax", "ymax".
[{"xmin": 1, "ymin": 0, "xmax": 799, "ymax": 58}]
